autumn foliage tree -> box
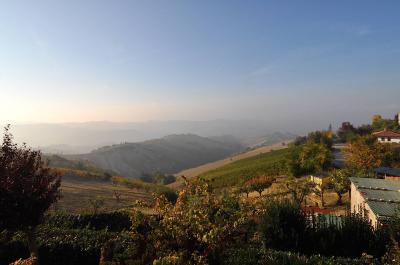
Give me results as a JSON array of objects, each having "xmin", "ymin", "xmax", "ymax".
[
  {"xmin": 345, "ymin": 135, "xmax": 393, "ymax": 176},
  {"xmin": 245, "ymin": 176, "xmax": 275, "ymax": 197},
  {"xmin": 330, "ymin": 169, "xmax": 351, "ymax": 205},
  {"xmin": 371, "ymin": 114, "xmax": 399, "ymax": 132},
  {"xmin": 287, "ymin": 141, "xmax": 333, "ymax": 177},
  {"xmin": 0, "ymin": 125, "xmax": 61, "ymax": 264},
  {"xmin": 285, "ymin": 178, "xmax": 315, "ymax": 205}
]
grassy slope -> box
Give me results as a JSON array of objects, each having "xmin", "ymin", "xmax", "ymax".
[
  {"xmin": 169, "ymin": 142, "xmax": 290, "ymax": 189},
  {"xmin": 72, "ymin": 134, "xmax": 243, "ymax": 178},
  {"xmin": 174, "ymin": 142, "xmax": 289, "ymax": 179},
  {"xmin": 201, "ymin": 148, "xmax": 290, "ymax": 188}
]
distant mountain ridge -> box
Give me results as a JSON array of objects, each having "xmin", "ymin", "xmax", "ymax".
[
  {"xmin": 242, "ymin": 132, "xmax": 297, "ymax": 147},
  {"xmin": 7, "ymin": 120, "xmax": 280, "ymax": 153},
  {"xmin": 68, "ymin": 134, "xmax": 244, "ymax": 178}
]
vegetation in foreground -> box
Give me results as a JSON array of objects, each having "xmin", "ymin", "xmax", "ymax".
[
  {"xmin": 2, "ymin": 180, "xmax": 398, "ymax": 265},
  {"xmin": 0, "ymin": 126, "xmax": 61, "ymax": 265}
]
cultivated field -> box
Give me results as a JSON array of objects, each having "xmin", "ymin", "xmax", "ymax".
[
  {"xmin": 170, "ymin": 141, "xmax": 290, "ymax": 189},
  {"xmin": 53, "ymin": 179, "xmax": 152, "ymax": 214},
  {"xmin": 199, "ymin": 148, "xmax": 290, "ymax": 189}
]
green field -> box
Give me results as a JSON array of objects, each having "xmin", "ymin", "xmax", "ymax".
[{"xmin": 201, "ymin": 148, "xmax": 290, "ymax": 188}]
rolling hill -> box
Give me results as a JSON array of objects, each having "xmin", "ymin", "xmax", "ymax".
[{"xmin": 69, "ymin": 134, "xmax": 244, "ymax": 178}]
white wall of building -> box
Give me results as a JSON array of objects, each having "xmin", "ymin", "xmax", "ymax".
[
  {"xmin": 377, "ymin": 137, "xmax": 400, "ymax": 144},
  {"xmin": 350, "ymin": 183, "xmax": 379, "ymax": 227},
  {"xmin": 398, "ymin": 112, "xmax": 400, "ymax": 125}
]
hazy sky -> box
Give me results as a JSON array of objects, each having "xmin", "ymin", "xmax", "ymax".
[{"xmin": 1, "ymin": 1, "xmax": 400, "ymax": 127}]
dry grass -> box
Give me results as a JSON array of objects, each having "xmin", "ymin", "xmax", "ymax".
[{"xmin": 53, "ymin": 179, "xmax": 152, "ymax": 214}]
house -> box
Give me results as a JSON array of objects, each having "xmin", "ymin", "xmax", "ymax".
[
  {"xmin": 373, "ymin": 129, "xmax": 400, "ymax": 144},
  {"xmin": 374, "ymin": 167, "xmax": 400, "ymax": 180},
  {"xmin": 350, "ymin": 177, "xmax": 400, "ymax": 227},
  {"xmin": 309, "ymin": 173, "xmax": 331, "ymax": 190}
]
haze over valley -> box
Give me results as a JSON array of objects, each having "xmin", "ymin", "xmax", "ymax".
[{"xmin": 7, "ymin": 120, "xmax": 295, "ymax": 154}]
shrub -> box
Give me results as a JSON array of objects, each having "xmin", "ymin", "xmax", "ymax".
[
  {"xmin": 131, "ymin": 181, "xmax": 247, "ymax": 264},
  {"xmin": 0, "ymin": 227, "xmax": 136, "ymax": 265},
  {"xmin": 154, "ymin": 187, "xmax": 178, "ymax": 203},
  {"xmin": 45, "ymin": 211, "xmax": 132, "ymax": 232},
  {"xmin": 259, "ymin": 200, "xmax": 309, "ymax": 252},
  {"xmin": 259, "ymin": 200, "xmax": 390, "ymax": 258},
  {"xmin": 221, "ymin": 247, "xmax": 377, "ymax": 265}
]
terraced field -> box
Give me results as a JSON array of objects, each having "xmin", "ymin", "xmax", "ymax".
[{"xmin": 54, "ymin": 179, "xmax": 152, "ymax": 214}]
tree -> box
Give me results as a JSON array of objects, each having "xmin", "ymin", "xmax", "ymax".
[
  {"xmin": 286, "ymin": 145, "xmax": 304, "ymax": 176},
  {"xmin": 372, "ymin": 114, "xmax": 382, "ymax": 124},
  {"xmin": 345, "ymin": 135, "xmax": 393, "ymax": 175},
  {"xmin": 286, "ymin": 141, "xmax": 333, "ymax": 177},
  {"xmin": 285, "ymin": 178, "xmax": 315, "ymax": 205},
  {"xmin": 88, "ymin": 197, "xmax": 105, "ymax": 214},
  {"xmin": 246, "ymin": 176, "xmax": 275, "ymax": 197},
  {"xmin": 330, "ymin": 169, "xmax": 351, "ymax": 205},
  {"xmin": 306, "ymin": 130, "xmax": 333, "ymax": 149},
  {"xmin": 162, "ymin": 175, "xmax": 177, "ymax": 185},
  {"xmin": 337, "ymin": 122, "xmax": 356, "ymax": 142},
  {"xmin": 355, "ymin": 124, "xmax": 373, "ymax": 136},
  {"xmin": 113, "ymin": 190, "xmax": 122, "ymax": 203},
  {"xmin": 371, "ymin": 114, "xmax": 399, "ymax": 132},
  {"xmin": 299, "ymin": 142, "xmax": 333, "ymax": 174},
  {"xmin": 313, "ymin": 186, "xmax": 326, "ymax": 207},
  {"xmin": 0, "ymin": 125, "xmax": 61, "ymax": 264},
  {"xmin": 238, "ymin": 185, "xmax": 251, "ymax": 198}
]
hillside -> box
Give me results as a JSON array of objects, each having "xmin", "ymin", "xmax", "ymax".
[
  {"xmin": 70, "ymin": 134, "xmax": 244, "ymax": 178},
  {"xmin": 44, "ymin": 154, "xmax": 115, "ymax": 182},
  {"xmin": 46, "ymin": 154, "xmax": 114, "ymax": 174},
  {"xmin": 200, "ymin": 148, "xmax": 290, "ymax": 189},
  {"xmin": 170, "ymin": 141, "xmax": 290, "ymax": 189}
]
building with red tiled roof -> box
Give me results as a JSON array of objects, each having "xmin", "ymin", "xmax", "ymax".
[{"xmin": 373, "ymin": 129, "xmax": 400, "ymax": 144}]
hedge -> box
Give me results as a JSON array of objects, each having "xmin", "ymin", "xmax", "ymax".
[
  {"xmin": 221, "ymin": 247, "xmax": 380, "ymax": 265},
  {"xmin": 45, "ymin": 211, "xmax": 131, "ymax": 232},
  {"xmin": 0, "ymin": 227, "xmax": 135, "ymax": 265}
]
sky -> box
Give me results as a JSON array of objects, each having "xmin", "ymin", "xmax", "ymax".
[{"xmin": 0, "ymin": 0, "xmax": 400, "ymax": 129}]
